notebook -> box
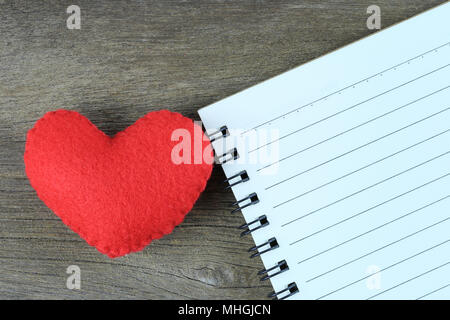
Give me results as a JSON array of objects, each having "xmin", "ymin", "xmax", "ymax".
[{"xmin": 198, "ymin": 2, "xmax": 450, "ymax": 300}]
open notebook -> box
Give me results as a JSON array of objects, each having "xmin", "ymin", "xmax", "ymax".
[{"xmin": 199, "ymin": 2, "xmax": 450, "ymax": 300}]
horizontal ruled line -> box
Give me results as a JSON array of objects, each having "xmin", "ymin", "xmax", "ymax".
[
  {"xmin": 272, "ymin": 129, "xmax": 450, "ymax": 206},
  {"xmin": 283, "ymin": 151, "xmax": 450, "ymax": 230},
  {"xmin": 317, "ymin": 239, "xmax": 450, "ymax": 299},
  {"xmin": 266, "ymin": 129, "xmax": 450, "ymax": 209},
  {"xmin": 300, "ymin": 206, "xmax": 450, "ymax": 267},
  {"xmin": 416, "ymin": 284, "xmax": 450, "ymax": 300},
  {"xmin": 243, "ymin": 42, "xmax": 450, "ymax": 135},
  {"xmin": 268, "ymin": 87, "xmax": 450, "ymax": 191},
  {"xmin": 286, "ymin": 173, "xmax": 450, "ymax": 242},
  {"xmin": 306, "ymin": 203, "xmax": 450, "ymax": 282},
  {"xmin": 261, "ymin": 108, "xmax": 450, "ymax": 188},
  {"xmin": 367, "ymin": 261, "xmax": 450, "ymax": 300},
  {"xmin": 251, "ymin": 80, "xmax": 449, "ymax": 155}
]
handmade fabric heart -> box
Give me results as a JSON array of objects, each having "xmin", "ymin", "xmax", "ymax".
[{"xmin": 24, "ymin": 110, "xmax": 213, "ymax": 258}]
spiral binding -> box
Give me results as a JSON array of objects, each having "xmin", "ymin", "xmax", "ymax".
[
  {"xmin": 212, "ymin": 124, "xmax": 299, "ymax": 300},
  {"xmin": 238, "ymin": 215, "xmax": 269, "ymax": 237},
  {"xmin": 207, "ymin": 125, "xmax": 229, "ymax": 143},
  {"xmin": 248, "ymin": 237, "xmax": 279, "ymax": 258},
  {"xmin": 216, "ymin": 147, "xmax": 239, "ymax": 164},
  {"xmin": 258, "ymin": 260, "xmax": 289, "ymax": 281},
  {"xmin": 224, "ymin": 170, "xmax": 249, "ymax": 190},
  {"xmin": 268, "ymin": 282, "xmax": 299, "ymax": 300},
  {"xmin": 231, "ymin": 193, "xmax": 259, "ymax": 213}
]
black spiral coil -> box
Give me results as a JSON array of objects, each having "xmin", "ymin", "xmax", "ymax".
[
  {"xmin": 207, "ymin": 125, "xmax": 229, "ymax": 143},
  {"xmin": 268, "ymin": 282, "xmax": 299, "ymax": 300},
  {"xmin": 239, "ymin": 215, "xmax": 269, "ymax": 237},
  {"xmin": 231, "ymin": 193, "xmax": 259, "ymax": 213},
  {"xmin": 258, "ymin": 260, "xmax": 289, "ymax": 281},
  {"xmin": 216, "ymin": 147, "xmax": 239, "ymax": 164},
  {"xmin": 213, "ymin": 127, "xmax": 299, "ymax": 300},
  {"xmin": 224, "ymin": 170, "xmax": 249, "ymax": 190}
]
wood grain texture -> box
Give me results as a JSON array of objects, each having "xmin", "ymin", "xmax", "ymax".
[{"xmin": 0, "ymin": 0, "xmax": 445, "ymax": 299}]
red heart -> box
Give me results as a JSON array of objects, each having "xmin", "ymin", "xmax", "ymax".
[{"xmin": 24, "ymin": 110, "xmax": 213, "ymax": 258}]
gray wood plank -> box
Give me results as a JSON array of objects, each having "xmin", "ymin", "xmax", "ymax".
[{"xmin": 0, "ymin": 0, "xmax": 445, "ymax": 299}]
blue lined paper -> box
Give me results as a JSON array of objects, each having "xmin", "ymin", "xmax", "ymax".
[{"xmin": 199, "ymin": 3, "xmax": 450, "ymax": 300}]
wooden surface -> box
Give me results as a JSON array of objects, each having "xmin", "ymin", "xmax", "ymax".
[{"xmin": 0, "ymin": 0, "xmax": 445, "ymax": 300}]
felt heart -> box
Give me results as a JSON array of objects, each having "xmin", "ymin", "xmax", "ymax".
[{"xmin": 24, "ymin": 110, "xmax": 213, "ymax": 258}]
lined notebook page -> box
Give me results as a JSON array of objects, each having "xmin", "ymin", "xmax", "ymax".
[{"xmin": 199, "ymin": 3, "xmax": 450, "ymax": 300}]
